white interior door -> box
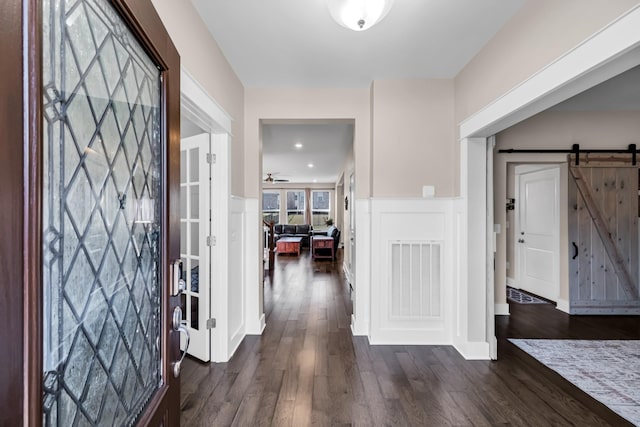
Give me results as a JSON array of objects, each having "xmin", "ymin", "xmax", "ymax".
[
  {"xmin": 180, "ymin": 133, "xmax": 211, "ymax": 361},
  {"xmin": 515, "ymin": 165, "xmax": 560, "ymax": 301}
]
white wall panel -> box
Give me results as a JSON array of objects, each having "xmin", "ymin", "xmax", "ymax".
[
  {"xmin": 228, "ymin": 196, "xmax": 246, "ymax": 358},
  {"xmin": 370, "ymin": 198, "xmax": 457, "ymax": 345}
]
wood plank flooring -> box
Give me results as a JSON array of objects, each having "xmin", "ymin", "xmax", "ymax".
[{"xmin": 180, "ymin": 251, "xmax": 640, "ymax": 426}]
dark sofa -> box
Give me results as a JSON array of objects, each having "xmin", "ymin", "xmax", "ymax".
[{"xmin": 273, "ymin": 224, "xmax": 312, "ymax": 247}]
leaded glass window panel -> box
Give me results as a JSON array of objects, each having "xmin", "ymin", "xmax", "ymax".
[{"xmin": 42, "ymin": 0, "xmax": 162, "ymax": 425}]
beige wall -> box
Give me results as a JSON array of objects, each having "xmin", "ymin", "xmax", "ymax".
[
  {"xmin": 244, "ymin": 88, "xmax": 371, "ymax": 199},
  {"xmin": 454, "ymin": 0, "xmax": 639, "ymax": 195},
  {"xmin": 151, "ymin": 0, "xmax": 245, "ymax": 196},
  {"xmin": 371, "ymin": 79, "xmax": 456, "ymax": 197},
  {"xmin": 494, "ymin": 110, "xmax": 640, "ymax": 306},
  {"xmin": 455, "ymin": 0, "xmax": 639, "ymax": 124},
  {"xmin": 497, "ymin": 110, "xmax": 640, "ymax": 148}
]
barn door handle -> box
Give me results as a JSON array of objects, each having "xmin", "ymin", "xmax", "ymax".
[{"xmin": 572, "ymin": 242, "xmax": 578, "ymax": 260}]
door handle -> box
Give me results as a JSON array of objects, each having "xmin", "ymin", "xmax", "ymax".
[
  {"xmin": 518, "ymin": 239, "xmax": 525, "ymax": 243},
  {"xmin": 172, "ymin": 306, "xmax": 190, "ymax": 377},
  {"xmin": 572, "ymin": 242, "xmax": 578, "ymax": 260}
]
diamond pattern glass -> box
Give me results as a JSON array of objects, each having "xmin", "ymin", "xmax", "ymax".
[{"xmin": 42, "ymin": 0, "xmax": 162, "ymax": 425}]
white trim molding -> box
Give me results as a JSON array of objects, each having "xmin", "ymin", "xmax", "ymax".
[
  {"xmin": 180, "ymin": 69, "xmax": 235, "ymax": 362},
  {"xmin": 181, "ymin": 67, "xmax": 232, "ymax": 135},
  {"xmin": 351, "ymin": 198, "xmax": 371, "ymax": 336},
  {"xmin": 243, "ymin": 198, "xmax": 264, "ymax": 335},
  {"xmin": 456, "ymin": 341, "xmax": 492, "ymax": 361},
  {"xmin": 211, "ymin": 133, "xmax": 232, "ymax": 362},
  {"xmin": 556, "ymin": 298, "xmax": 570, "ymax": 314},
  {"xmin": 495, "ymin": 303, "xmax": 510, "ymax": 316},
  {"xmin": 460, "ymin": 5, "xmax": 640, "ymax": 139},
  {"xmin": 456, "ymin": 138, "xmax": 491, "ymax": 360},
  {"xmin": 457, "ymin": 6, "xmax": 640, "ymax": 360}
]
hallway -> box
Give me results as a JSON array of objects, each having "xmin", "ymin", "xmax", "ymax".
[{"xmin": 179, "ymin": 252, "xmax": 634, "ymax": 426}]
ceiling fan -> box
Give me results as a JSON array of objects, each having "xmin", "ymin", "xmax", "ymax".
[{"xmin": 264, "ymin": 173, "xmax": 289, "ymax": 183}]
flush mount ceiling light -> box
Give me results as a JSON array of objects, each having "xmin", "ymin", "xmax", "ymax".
[
  {"xmin": 294, "ymin": 142, "xmax": 303, "ymax": 149},
  {"xmin": 327, "ymin": 0, "xmax": 394, "ymax": 31}
]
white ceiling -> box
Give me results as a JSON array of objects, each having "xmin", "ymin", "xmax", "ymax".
[
  {"xmin": 262, "ymin": 122, "xmax": 354, "ymax": 184},
  {"xmin": 187, "ymin": 1, "xmax": 640, "ymax": 185},
  {"xmin": 190, "ymin": 0, "xmax": 525, "ymax": 183},
  {"xmin": 190, "ymin": 0, "xmax": 526, "ymax": 88}
]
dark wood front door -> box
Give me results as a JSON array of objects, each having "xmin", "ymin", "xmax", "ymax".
[{"xmin": 0, "ymin": 0, "xmax": 181, "ymax": 425}]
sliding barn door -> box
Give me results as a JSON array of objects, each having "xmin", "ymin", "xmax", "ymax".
[{"xmin": 569, "ymin": 155, "xmax": 640, "ymax": 314}]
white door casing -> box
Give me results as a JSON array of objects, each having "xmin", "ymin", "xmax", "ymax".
[
  {"xmin": 181, "ymin": 68, "xmax": 234, "ymax": 362},
  {"xmin": 486, "ymin": 137, "xmax": 497, "ymax": 360},
  {"xmin": 349, "ymin": 172, "xmax": 356, "ymax": 282},
  {"xmin": 515, "ymin": 165, "xmax": 560, "ymax": 302},
  {"xmin": 180, "ymin": 134, "xmax": 212, "ymax": 361},
  {"xmin": 458, "ymin": 6, "xmax": 640, "ymax": 360}
]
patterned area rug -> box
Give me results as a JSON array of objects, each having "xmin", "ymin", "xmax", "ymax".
[
  {"xmin": 506, "ymin": 287, "xmax": 550, "ymax": 304},
  {"xmin": 509, "ymin": 339, "xmax": 640, "ymax": 425}
]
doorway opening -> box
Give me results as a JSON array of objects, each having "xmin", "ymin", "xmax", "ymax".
[
  {"xmin": 260, "ymin": 120, "xmax": 355, "ymax": 317},
  {"xmin": 508, "ymin": 163, "xmax": 562, "ymax": 304},
  {"xmin": 180, "ymin": 69, "xmax": 233, "ymax": 363}
]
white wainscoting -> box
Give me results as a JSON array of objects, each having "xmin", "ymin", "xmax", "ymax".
[
  {"xmin": 227, "ymin": 196, "xmax": 247, "ymax": 360},
  {"xmin": 351, "ymin": 199, "xmax": 371, "ymax": 336},
  {"xmin": 369, "ymin": 198, "xmax": 459, "ymax": 345},
  {"xmin": 244, "ymin": 198, "xmax": 264, "ymax": 335}
]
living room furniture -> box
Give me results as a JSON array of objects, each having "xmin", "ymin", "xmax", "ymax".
[
  {"xmin": 312, "ymin": 236, "xmax": 334, "ymax": 259},
  {"xmin": 312, "ymin": 225, "xmax": 340, "ymax": 259},
  {"xmin": 273, "ymin": 224, "xmax": 312, "ymax": 247},
  {"xmin": 276, "ymin": 236, "xmax": 303, "ymax": 255}
]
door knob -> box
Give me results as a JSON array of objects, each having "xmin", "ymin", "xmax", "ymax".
[{"xmin": 172, "ymin": 306, "xmax": 190, "ymax": 377}]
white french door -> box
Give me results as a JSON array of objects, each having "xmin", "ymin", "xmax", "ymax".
[
  {"xmin": 180, "ymin": 133, "xmax": 212, "ymax": 361},
  {"xmin": 515, "ymin": 165, "xmax": 560, "ymax": 302}
]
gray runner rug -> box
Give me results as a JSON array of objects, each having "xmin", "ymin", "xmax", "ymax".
[{"xmin": 509, "ymin": 339, "xmax": 640, "ymax": 426}]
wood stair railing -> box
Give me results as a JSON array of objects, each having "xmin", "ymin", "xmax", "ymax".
[{"xmin": 263, "ymin": 220, "xmax": 275, "ymax": 271}]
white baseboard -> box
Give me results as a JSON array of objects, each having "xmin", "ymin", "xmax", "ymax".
[
  {"xmin": 343, "ymin": 263, "xmax": 352, "ymax": 284},
  {"xmin": 453, "ymin": 341, "xmax": 491, "ymax": 360},
  {"xmin": 495, "ymin": 303, "xmax": 510, "ymax": 316},
  {"xmin": 556, "ymin": 298, "xmax": 570, "ymax": 314},
  {"xmin": 350, "ymin": 314, "xmax": 368, "ymax": 336},
  {"xmin": 227, "ymin": 324, "xmax": 245, "ymax": 362},
  {"xmin": 245, "ymin": 313, "xmax": 266, "ymax": 335},
  {"xmin": 369, "ymin": 327, "xmax": 450, "ymax": 346}
]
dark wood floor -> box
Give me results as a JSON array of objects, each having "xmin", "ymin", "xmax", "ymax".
[{"xmin": 180, "ymin": 251, "xmax": 640, "ymax": 426}]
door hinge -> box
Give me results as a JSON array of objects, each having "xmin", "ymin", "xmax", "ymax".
[
  {"xmin": 206, "ymin": 235, "xmax": 216, "ymax": 246},
  {"xmin": 206, "ymin": 318, "xmax": 216, "ymax": 329},
  {"xmin": 206, "ymin": 153, "xmax": 216, "ymax": 164}
]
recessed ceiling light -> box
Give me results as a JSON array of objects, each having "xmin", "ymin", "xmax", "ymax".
[
  {"xmin": 313, "ymin": 179, "xmax": 317, "ymax": 183},
  {"xmin": 294, "ymin": 143, "xmax": 303, "ymax": 149},
  {"xmin": 307, "ymin": 163, "xmax": 314, "ymax": 168}
]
